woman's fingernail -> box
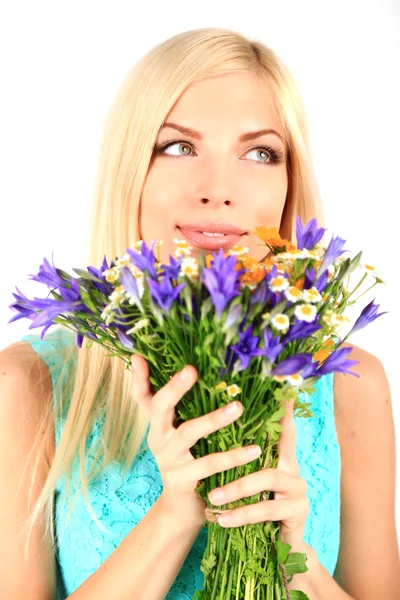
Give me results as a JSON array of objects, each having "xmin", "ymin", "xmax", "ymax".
[{"xmin": 218, "ymin": 513, "xmax": 232, "ymax": 526}]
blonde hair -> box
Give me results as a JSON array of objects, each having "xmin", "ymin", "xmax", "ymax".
[{"xmin": 20, "ymin": 27, "xmax": 325, "ymax": 558}]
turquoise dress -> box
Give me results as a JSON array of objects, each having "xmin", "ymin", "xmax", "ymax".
[{"xmin": 21, "ymin": 327, "xmax": 341, "ymax": 599}]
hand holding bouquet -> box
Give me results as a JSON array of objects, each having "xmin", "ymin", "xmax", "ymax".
[{"xmin": 9, "ymin": 216, "xmax": 386, "ymax": 599}]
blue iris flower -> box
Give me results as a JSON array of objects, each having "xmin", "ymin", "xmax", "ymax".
[
  {"xmin": 202, "ymin": 249, "xmax": 245, "ymax": 318},
  {"xmin": 296, "ymin": 216, "xmax": 327, "ymax": 250},
  {"xmin": 231, "ymin": 324, "xmax": 264, "ymax": 370}
]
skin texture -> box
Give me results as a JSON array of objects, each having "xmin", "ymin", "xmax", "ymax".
[{"xmin": 139, "ymin": 71, "xmax": 289, "ymax": 263}]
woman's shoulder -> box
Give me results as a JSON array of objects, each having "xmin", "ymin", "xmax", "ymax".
[
  {"xmin": 333, "ymin": 341, "xmax": 387, "ymax": 442},
  {"xmin": 0, "ymin": 327, "xmax": 77, "ymax": 466},
  {"xmin": 0, "ymin": 338, "xmax": 55, "ymax": 465}
]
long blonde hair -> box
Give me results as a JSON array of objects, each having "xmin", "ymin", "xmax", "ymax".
[{"xmin": 19, "ymin": 27, "xmax": 325, "ymax": 557}]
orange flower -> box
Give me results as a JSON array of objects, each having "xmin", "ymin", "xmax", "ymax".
[
  {"xmin": 236, "ymin": 255, "xmax": 268, "ymax": 285},
  {"xmin": 294, "ymin": 277, "xmax": 305, "ymax": 290},
  {"xmin": 252, "ymin": 225, "xmax": 298, "ymax": 253},
  {"xmin": 313, "ymin": 338, "xmax": 336, "ymax": 363}
]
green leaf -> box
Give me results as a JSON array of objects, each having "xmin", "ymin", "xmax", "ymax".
[
  {"xmin": 276, "ymin": 537, "xmax": 291, "ymax": 564},
  {"xmin": 72, "ymin": 268, "xmax": 104, "ymax": 283},
  {"xmin": 269, "ymin": 404, "xmax": 286, "ymax": 422},
  {"xmin": 200, "ymin": 552, "xmax": 217, "ymax": 577},
  {"xmin": 79, "ymin": 288, "xmax": 98, "ymax": 312},
  {"xmin": 284, "ymin": 551, "xmax": 309, "ymax": 577},
  {"xmin": 290, "ymin": 591, "xmax": 310, "ymax": 599},
  {"xmin": 231, "ymin": 534, "xmax": 247, "ymax": 563},
  {"xmin": 203, "ymin": 333, "xmax": 215, "ymax": 347},
  {"xmin": 201, "ymin": 297, "xmax": 214, "ymax": 321}
]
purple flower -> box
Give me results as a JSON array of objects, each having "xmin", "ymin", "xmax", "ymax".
[
  {"xmin": 304, "ymin": 266, "xmax": 329, "ymax": 293},
  {"xmin": 85, "ymin": 256, "xmax": 115, "ymax": 297},
  {"xmin": 347, "ymin": 299, "xmax": 388, "ymax": 336},
  {"xmin": 305, "ymin": 346, "xmax": 360, "ymax": 378},
  {"xmin": 28, "ymin": 253, "xmax": 68, "ymax": 289},
  {"xmin": 296, "ymin": 216, "xmax": 327, "ymax": 250},
  {"xmin": 318, "ymin": 234, "xmax": 347, "ymax": 274},
  {"xmin": 261, "ymin": 327, "xmax": 285, "ymax": 363},
  {"xmin": 231, "ymin": 324, "xmax": 263, "ymax": 370},
  {"xmin": 117, "ymin": 329, "xmax": 134, "ymax": 350},
  {"xmin": 119, "ymin": 267, "xmax": 143, "ymax": 309},
  {"xmin": 9, "ymin": 293, "xmax": 83, "ymax": 338},
  {"xmin": 160, "ymin": 255, "xmax": 183, "ymax": 280},
  {"xmin": 126, "ymin": 241, "xmax": 158, "ymax": 279},
  {"xmin": 283, "ymin": 320, "xmax": 322, "ymax": 345},
  {"xmin": 202, "ymin": 249, "xmax": 245, "ymax": 318},
  {"xmin": 147, "ymin": 275, "xmax": 186, "ymax": 313},
  {"xmin": 8, "ymin": 268, "xmax": 84, "ymax": 338},
  {"xmin": 271, "ymin": 353, "xmax": 313, "ymax": 376}
]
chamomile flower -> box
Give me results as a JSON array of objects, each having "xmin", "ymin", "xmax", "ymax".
[
  {"xmin": 330, "ymin": 313, "xmax": 349, "ymax": 327},
  {"xmin": 126, "ymin": 318, "xmax": 150, "ymax": 335},
  {"xmin": 327, "ymin": 264, "xmax": 336, "ymax": 281},
  {"xmin": 268, "ymin": 275, "xmax": 290, "ymax": 293},
  {"xmin": 239, "ymin": 281, "xmax": 258, "ymax": 292},
  {"xmin": 286, "ymin": 373, "xmax": 304, "ymax": 386},
  {"xmin": 215, "ymin": 381, "xmax": 227, "ymax": 390},
  {"xmin": 114, "ymin": 253, "xmax": 133, "ymax": 269},
  {"xmin": 288, "ymin": 249, "xmax": 309, "ymax": 260},
  {"xmin": 109, "ymin": 285, "xmax": 126, "ymax": 305},
  {"xmin": 302, "ymin": 287, "xmax": 322, "ymax": 303},
  {"xmin": 227, "ymin": 384, "xmax": 242, "ymax": 397},
  {"xmin": 294, "ymin": 303, "xmax": 317, "ymax": 322},
  {"xmin": 271, "ymin": 313, "xmax": 290, "ymax": 331},
  {"xmin": 285, "ymin": 286, "xmax": 303, "ymax": 303},
  {"xmin": 180, "ymin": 256, "xmax": 199, "ymax": 282},
  {"xmin": 273, "ymin": 375, "xmax": 287, "ymax": 383},
  {"xmin": 133, "ymin": 240, "xmax": 143, "ymax": 251},
  {"xmin": 100, "ymin": 304, "xmax": 114, "ymax": 324},
  {"xmin": 102, "ymin": 267, "xmax": 120, "ymax": 284},
  {"xmin": 364, "ymin": 263, "xmax": 377, "ymax": 277},
  {"xmin": 173, "ymin": 239, "xmax": 192, "ymax": 257},
  {"xmin": 228, "ymin": 245, "xmax": 250, "ymax": 257}
]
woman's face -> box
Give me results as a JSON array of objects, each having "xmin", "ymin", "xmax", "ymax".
[{"xmin": 139, "ymin": 71, "xmax": 288, "ymax": 264}]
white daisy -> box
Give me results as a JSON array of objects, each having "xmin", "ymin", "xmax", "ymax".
[
  {"xmin": 173, "ymin": 239, "xmax": 192, "ymax": 257},
  {"xmin": 302, "ymin": 287, "xmax": 322, "ymax": 303},
  {"xmin": 271, "ymin": 313, "xmax": 290, "ymax": 331},
  {"xmin": 227, "ymin": 384, "xmax": 242, "ymax": 397},
  {"xmin": 286, "ymin": 373, "xmax": 304, "ymax": 386},
  {"xmin": 228, "ymin": 245, "xmax": 250, "ymax": 257},
  {"xmin": 126, "ymin": 318, "xmax": 150, "ymax": 335},
  {"xmin": 268, "ymin": 275, "xmax": 290, "ymax": 292},
  {"xmin": 285, "ymin": 286, "xmax": 303, "ymax": 303},
  {"xmin": 180, "ymin": 256, "xmax": 199, "ymax": 282},
  {"xmin": 294, "ymin": 303, "xmax": 317, "ymax": 322}
]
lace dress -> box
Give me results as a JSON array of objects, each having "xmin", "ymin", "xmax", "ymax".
[{"xmin": 21, "ymin": 327, "xmax": 341, "ymax": 599}]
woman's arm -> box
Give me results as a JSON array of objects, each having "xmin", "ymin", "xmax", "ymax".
[
  {"xmin": 69, "ymin": 493, "xmax": 203, "ymax": 600},
  {"xmin": 332, "ymin": 344, "xmax": 399, "ymax": 599},
  {"xmin": 288, "ymin": 344, "xmax": 400, "ymax": 600}
]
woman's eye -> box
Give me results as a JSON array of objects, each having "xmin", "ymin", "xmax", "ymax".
[
  {"xmin": 160, "ymin": 142, "xmax": 193, "ymax": 156},
  {"xmin": 244, "ymin": 147, "xmax": 273, "ymax": 164},
  {"xmin": 156, "ymin": 141, "xmax": 282, "ymax": 165}
]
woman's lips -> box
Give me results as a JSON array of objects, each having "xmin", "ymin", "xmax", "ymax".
[{"xmin": 178, "ymin": 227, "xmax": 244, "ymax": 250}]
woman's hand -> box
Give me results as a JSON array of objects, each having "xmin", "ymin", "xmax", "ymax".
[
  {"xmin": 207, "ymin": 398, "xmax": 309, "ymax": 549},
  {"xmin": 130, "ymin": 355, "xmax": 263, "ymax": 534}
]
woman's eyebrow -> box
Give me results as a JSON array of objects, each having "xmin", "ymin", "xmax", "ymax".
[{"xmin": 160, "ymin": 122, "xmax": 285, "ymax": 144}]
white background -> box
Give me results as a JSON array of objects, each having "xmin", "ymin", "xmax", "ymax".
[{"xmin": 1, "ymin": 1, "xmax": 399, "ymax": 544}]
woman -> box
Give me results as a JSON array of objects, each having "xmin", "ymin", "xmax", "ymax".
[{"xmin": 1, "ymin": 28, "xmax": 399, "ymax": 599}]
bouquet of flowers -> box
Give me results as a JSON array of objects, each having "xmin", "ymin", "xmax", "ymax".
[{"xmin": 9, "ymin": 216, "xmax": 386, "ymax": 599}]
